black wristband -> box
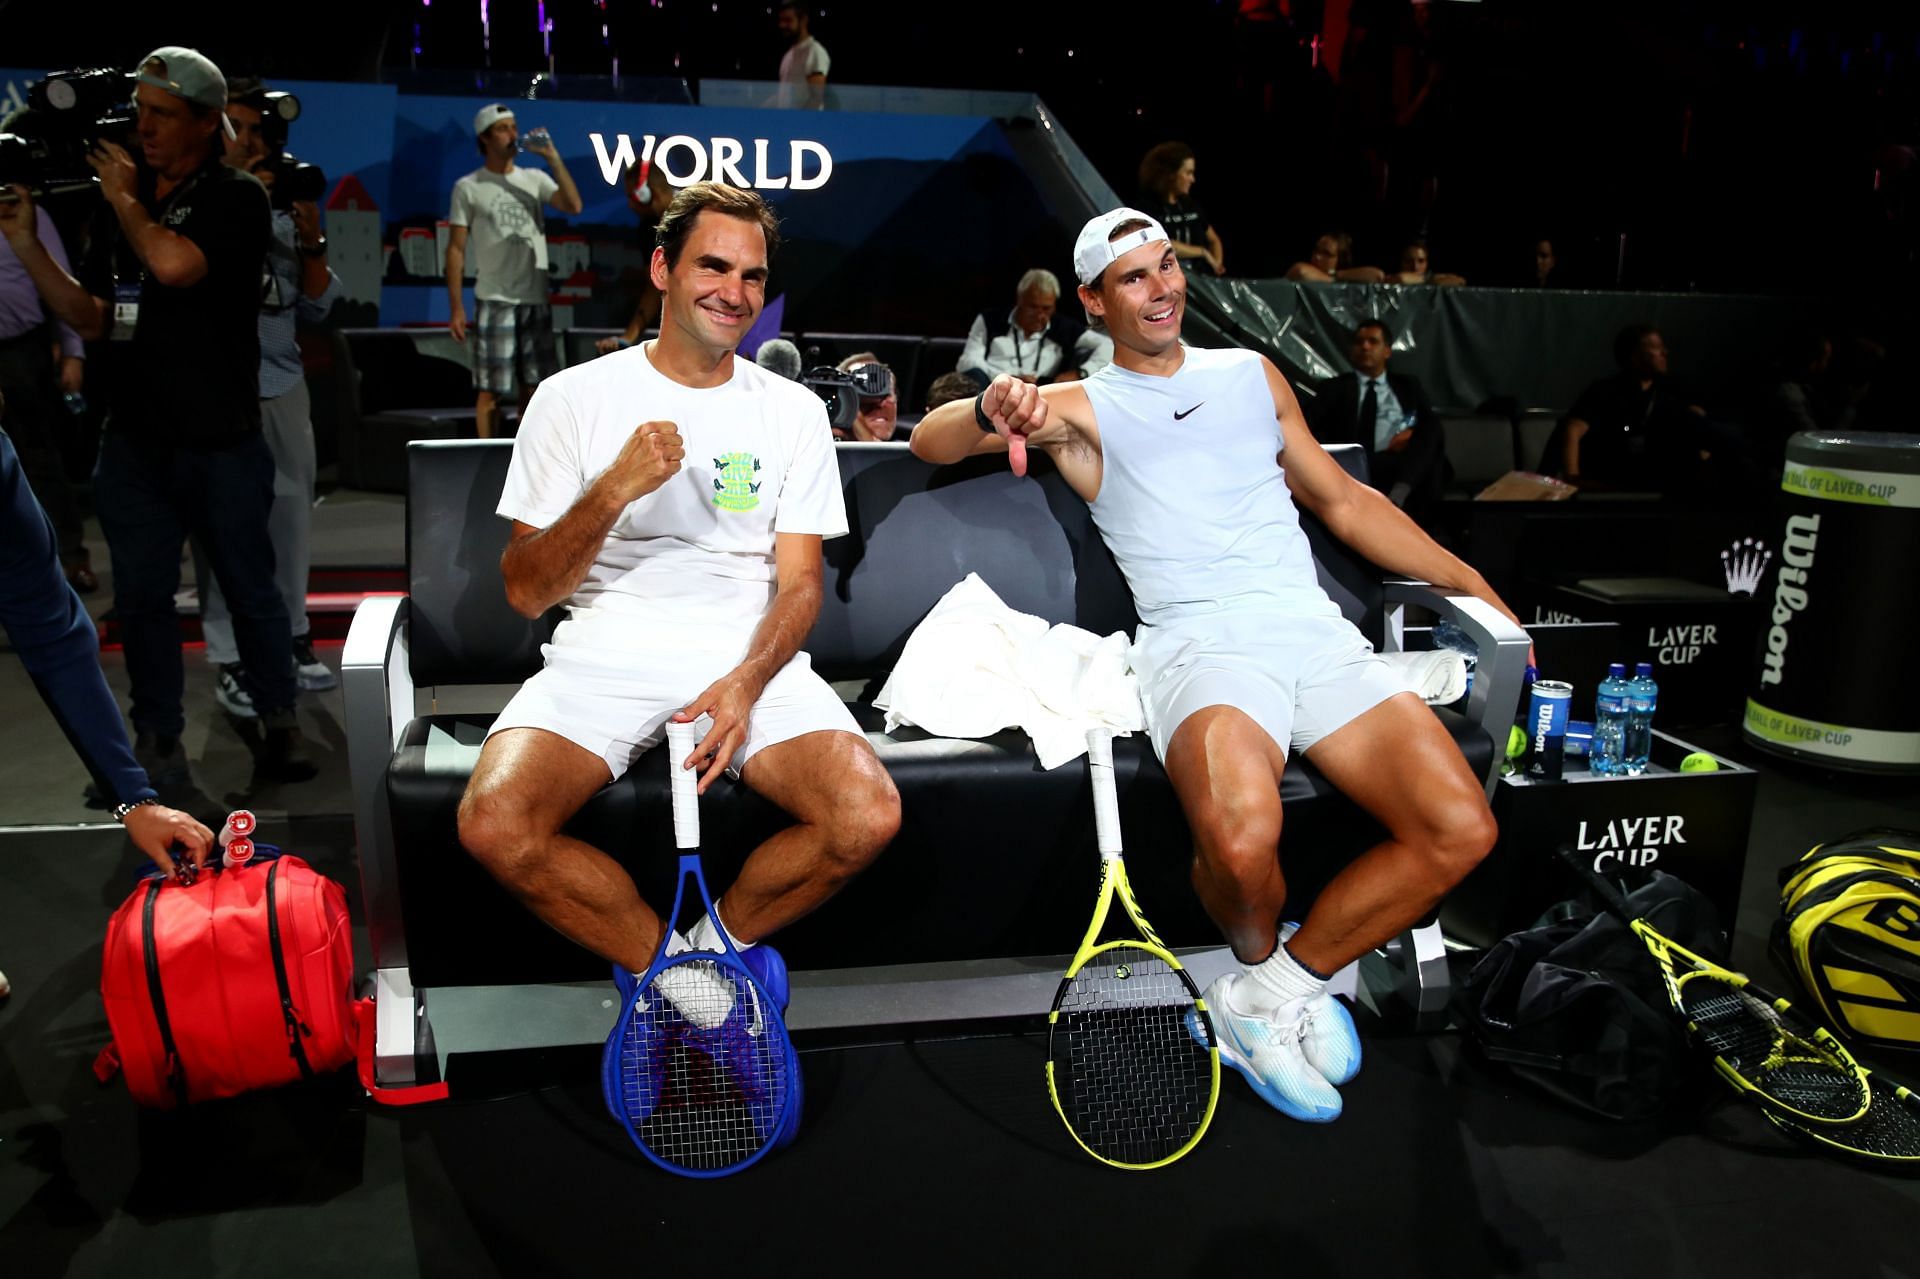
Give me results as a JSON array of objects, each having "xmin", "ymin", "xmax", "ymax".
[{"xmin": 974, "ymin": 393, "xmax": 995, "ymax": 432}]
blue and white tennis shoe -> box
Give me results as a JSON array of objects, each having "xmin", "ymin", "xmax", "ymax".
[{"xmin": 1193, "ymin": 973, "xmax": 1344, "ymax": 1123}]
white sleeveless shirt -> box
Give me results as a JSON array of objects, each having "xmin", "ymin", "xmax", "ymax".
[{"xmin": 1082, "ymin": 346, "xmax": 1341, "ymax": 629}]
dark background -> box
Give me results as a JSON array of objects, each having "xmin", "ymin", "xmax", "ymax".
[{"xmin": 7, "ymin": 0, "xmax": 1919, "ymax": 299}]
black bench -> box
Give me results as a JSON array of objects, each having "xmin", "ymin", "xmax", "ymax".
[{"xmin": 344, "ymin": 439, "xmax": 1528, "ymax": 1084}]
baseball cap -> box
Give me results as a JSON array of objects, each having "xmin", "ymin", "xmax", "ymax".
[
  {"xmin": 1073, "ymin": 208, "xmax": 1171, "ymax": 287},
  {"xmin": 474, "ymin": 104, "xmax": 516, "ymax": 136},
  {"xmin": 135, "ymin": 47, "xmax": 236, "ymax": 139}
]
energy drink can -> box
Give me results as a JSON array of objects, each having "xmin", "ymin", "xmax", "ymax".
[{"xmin": 1527, "ymin": 681, "xmax": 1574, "ymax": 781}]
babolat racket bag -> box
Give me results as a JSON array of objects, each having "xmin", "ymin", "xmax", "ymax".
[
  {"xmin": 96, "ymin": 848, "xmax": 358, "ymax": 1108},
  {"xmin": 1773, "ymin": 829, "xmax": 1920, "ymax": 1055}
]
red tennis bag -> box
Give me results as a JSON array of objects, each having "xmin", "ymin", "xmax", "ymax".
[{"xmin": 95, "ymin": 849, "xmax": 446, "ymax": 1108}]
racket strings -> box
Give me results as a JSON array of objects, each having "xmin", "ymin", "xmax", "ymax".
[
  {"xmin": 1681, "ymin": 981, "xmax": 1866, "ymax": 1122},
  {"xmin": 615, "ymin": 958, "xmax": 787, "ymax": 1173},
  {"xmin": 1054, "ymin": 946, "xmax": 1213, "ymax": 1167}
]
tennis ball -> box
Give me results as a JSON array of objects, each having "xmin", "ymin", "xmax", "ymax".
[
  {"xmin": 1506, "ymin": 725, "xmax": 1528, "ymax": 759},
  {"xmin": 1679, "ymin": 752, "xmax": 1721, "ymax": 773}
]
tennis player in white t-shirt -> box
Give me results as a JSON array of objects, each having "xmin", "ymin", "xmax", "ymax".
[
  {"xmin": 458, "ymin": 183, "xmax": 900, "ymax": 988},
  {"xmin": 913, "ymin": 209, "xmax": 1523, "ymax": 1125}
]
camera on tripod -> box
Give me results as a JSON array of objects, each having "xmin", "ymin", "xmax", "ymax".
[
  {"xmin": 801, "ymin": 362, "xmax": 893, "ymax": 436},
  {"xmin": 0, "ymin": 68, "xmax": 137, "ymax": 198}
]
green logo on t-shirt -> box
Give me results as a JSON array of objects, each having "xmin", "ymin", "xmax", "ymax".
[{"xmin": 712, "ymin": 451, "xmax": 763, "ymax": 512}]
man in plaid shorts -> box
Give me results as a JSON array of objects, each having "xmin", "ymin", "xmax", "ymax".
[{"xmin": 446, "ymin": 103, "xmax": 583, "ymax": 437}]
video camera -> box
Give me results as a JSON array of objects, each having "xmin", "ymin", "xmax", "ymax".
[
  {"xmin": 0, "ymin": 68, "xmax": 137, "ymax": 198},
  {"xmin": 801, "ymin": 362, "xmax": 893, "ymax": 436}
]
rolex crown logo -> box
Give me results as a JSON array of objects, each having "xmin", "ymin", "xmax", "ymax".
[{"xmin": 1721, "ymin": 537, "xmax": 1772, "ymax": 596}]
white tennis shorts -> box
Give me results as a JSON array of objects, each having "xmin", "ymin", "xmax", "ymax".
[
  {"xmin": 486, "ymin": 616, "xmax": 861, "ymax": 781},
  {"xmin": 1133, "ymin": 610, "xmax": 1407, "ymax": 762}
]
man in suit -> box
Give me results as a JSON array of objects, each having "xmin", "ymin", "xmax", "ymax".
[{"xmin": 1308, "ymin": 318, "xmax": 1446, "ymax": 528}]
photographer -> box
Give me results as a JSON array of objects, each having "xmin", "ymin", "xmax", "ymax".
[
  {"xmin": 91, "ymin": 48, "xmax": 314, "ymax": 787},
  {"xmin": 0, "ymin": 111, "xmax": 111, "ymax": 595},
  {"xmin": 187, "ymin": 77, "xmax": 341, "ymax": 715}
]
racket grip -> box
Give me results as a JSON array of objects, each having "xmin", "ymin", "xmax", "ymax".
[
  {"xmin": 1086, "ymin": 728, "xmax": 1121, "ymax": 858},
  {"xmin": 217, "ymin": 808, "xmax": 256, "ymax": 849},
  {"xmin": 665, "ymin": 719, "xmax": 701, "ymax": 849},
  {"xmin": 1553, "ymin": 843, "xmax": 1635, "ymax": 919}
]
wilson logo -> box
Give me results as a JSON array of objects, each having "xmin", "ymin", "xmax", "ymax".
[{"xmin": 1758, "ymin": 514, "xmax": 1819, "ymax": 687}]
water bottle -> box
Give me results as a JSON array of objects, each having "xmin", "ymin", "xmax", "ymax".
[
  {"xmin": 1590, "ymin": 663, "xmax": 1630, "ymax": 776},
  {"xmin": 1625, "ymin": 661, "xmax": 1658, "ymax": 775},
  {"xmin": 1431, "ymin": 617, "xmax": 1478, "ymax": 698}
]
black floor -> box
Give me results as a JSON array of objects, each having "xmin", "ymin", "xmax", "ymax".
[{"xmin": 5, "ymin": 586, "xmax": 1920, "ymax": 1279}]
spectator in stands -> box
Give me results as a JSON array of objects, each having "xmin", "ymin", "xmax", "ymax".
[
  {"xmin": 960, "ymin": 269, "xmax": 1112, "ymax": 389},
  {"xmin": 777, "ymin": 3, "xmax": 831, "ymax": 111},
  {"xmin": 1285, "ymin": 232, "xmax": 1386, "ymax": 284},
  {"xmin": 192, "ymin": 77, "xmax": 343, "ymax": 718},
  {"xmin": 1391, "ymin": 240, "xmax": 1465, "ymax": 286},
  {"xmin": 597, "ymin": 160, "xmax": 672, "ymax": 356},
  {"xmin": 925, "ymin": 370, "xmax": 980, "ymax": 413},
  {"xmin": 89, "ymin": 48, "xmax": 317, "ymax": 787},
  {"xmin": 0, "ymin": 182, "xmax": 95, "ymax": 596},
  {"xmin": 1526, "ymin": 237, "xmax": 1559, "ymax": 288},
  {"xmin": 446, "ymin": 103, "xmax": 584, "ymax": 438},
  {"xmin": 1559, "ymin": 324, "xmax": 1711, "ymax": 493},
  {"xmin": 1307, "ymin": 318, "xmax": 1446, "ymax": 526},
  {"xmin": 1136, "ymin": 142, "xmax": 1224, "ymax": 276},
  {"xmin": 835, "ymin": 352, "xmax": 900, "ymax": 441}
]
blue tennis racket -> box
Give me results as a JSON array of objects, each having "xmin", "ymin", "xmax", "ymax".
[{"xmin": 601, "ymin": 719, "xmax": 797, "ymax": 1177}]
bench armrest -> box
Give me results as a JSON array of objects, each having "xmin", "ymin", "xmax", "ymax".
[
  {"xmin": 1382, "ymin": 580, "xmax": 1530, "ymax": 792},
  {"xmin": 343, "ymin": 595, "xmax": 414, "ymax": 972}
]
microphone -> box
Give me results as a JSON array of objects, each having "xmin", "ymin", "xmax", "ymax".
[{"xmin": 755, "ymin": 338, "xmax": 803, "ymax": 381}]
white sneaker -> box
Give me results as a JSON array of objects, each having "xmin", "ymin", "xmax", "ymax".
[
  {"xmin": 1277, "ymin": 923, "xmax": 1362, "ymax": 1086},
  {"xmin": 1198, "ymin": 973, "xmax": 1343, "ymax": 1123},
  {"xmin": 293, "ymin": 636, "xmax": 338, "ymax": 692},
  {"xmin": 650, "ymin": 958, "xmax": 736, "ymax": 1030},
  {"xmin": 214, "ymin": 663, "xmax": 257, "ymax": 718}
]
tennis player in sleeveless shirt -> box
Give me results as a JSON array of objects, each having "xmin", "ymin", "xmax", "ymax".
[{"xmin": 913, "ymin": 209, "xmax": 1523, "ymax": 1122}]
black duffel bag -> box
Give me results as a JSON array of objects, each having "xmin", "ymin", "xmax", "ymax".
[{"xmin": 1456, "ymin": 870, "xmax": 1725, "ymax": 1121}]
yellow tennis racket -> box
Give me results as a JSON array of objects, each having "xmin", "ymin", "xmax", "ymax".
[
  {"xmin": 1046, "ymin": 729, "xmax": 1220, "ymax": 1170},
  {"xmin": 1559, "ymin": 847, "xmax": 1870, "ymax": 1127}
]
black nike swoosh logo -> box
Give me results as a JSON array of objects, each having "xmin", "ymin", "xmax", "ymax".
[{"xmin": 1173, "ymin": 402, "xmax": 1205, "ymax": 420}]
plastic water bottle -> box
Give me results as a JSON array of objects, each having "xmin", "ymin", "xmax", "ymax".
[
  {"xmin": 1431, "ymin": 618, "xmax": 1478, "ymax": 698},
  {"xmin": 1591, "ymin": 663, "xmax": 1630, "ymax": 776},
  {"xmin": 1625, "ymin": 661, "xmax": 1658, "ymax": 775}
]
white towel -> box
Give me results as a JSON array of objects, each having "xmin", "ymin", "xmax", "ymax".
[
  {"xmin": 873, "ymin": 573, "xmax": 1143, "ymax": 769},
  {"xmin": 1376, "ymin": 649, "xmax": 1470, "ymax": 705}
]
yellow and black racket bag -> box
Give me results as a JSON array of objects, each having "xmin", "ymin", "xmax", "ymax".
[{"xmin": 1773, "ymin": 829, "xmax": 1920, "ymax": 1054}]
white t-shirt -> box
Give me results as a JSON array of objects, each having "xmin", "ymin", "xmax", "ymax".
[
  {"xmin": 498, "ymin": 343, "xmax": 847, "ymax": 642},
  {"xmin": 779, "ymin": 37, "xmax": 831, "ymax": 85},
  {"xmin": 448, "ymin": 166, "xmax": 560, "ymax": 304}
]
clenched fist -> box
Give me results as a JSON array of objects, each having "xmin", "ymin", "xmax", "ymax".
[
  {"xmin": 607, "ymin": 420, "xmax": 684, "ymax": 504},
  {"xmin": 981, "ymin": 374, "xmax": 1048, "ymax": 477}
]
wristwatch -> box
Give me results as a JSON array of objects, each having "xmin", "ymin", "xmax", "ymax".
[
  {"xmin": 298, "ymin": 234, "xmax": 328, "ymax": 258},
  {"xmin": 111, "ymin": 796, "xmax": 161, "ymax": 822}
]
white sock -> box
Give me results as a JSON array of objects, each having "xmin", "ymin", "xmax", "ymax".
[
  {"xmin": 1238, "ymin": 938, "xmax": 1328, "ymax": 1018},
  {"xmin": 687, "ymin": 909, "xmax": 753, "ymax": 954}
]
